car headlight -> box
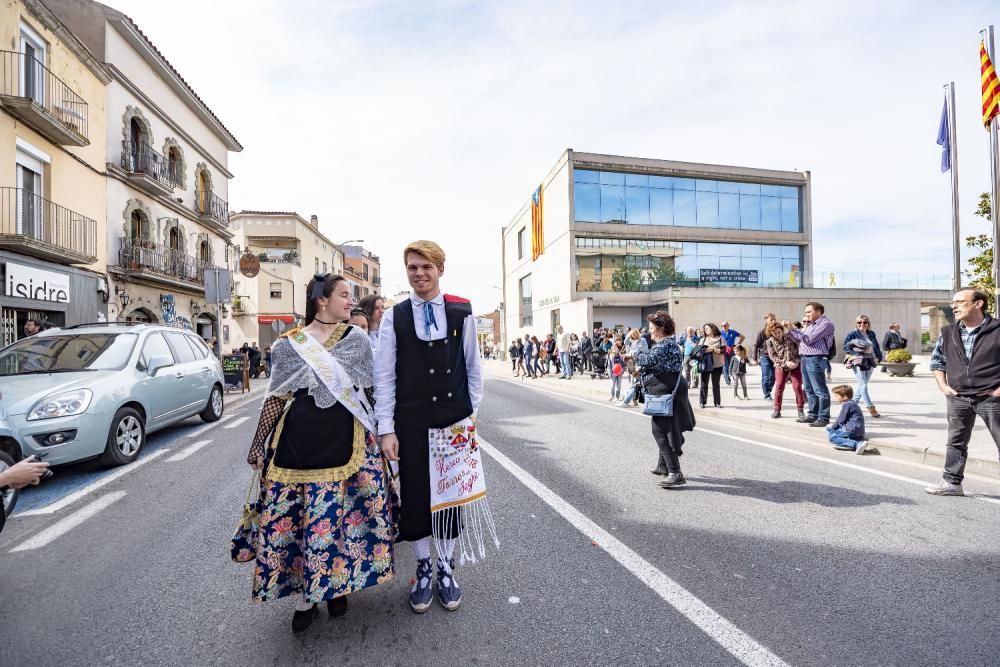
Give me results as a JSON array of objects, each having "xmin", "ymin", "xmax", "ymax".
[{"xmin": 27, "ymin": 389, "xmax": 93, "ymax": 421}]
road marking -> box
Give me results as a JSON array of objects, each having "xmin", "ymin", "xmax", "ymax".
[
  {"xmin": 224, "ymin": 416, "xmax": 250, "ymax": 429},
  {"xmin": 490, "ymin": 376, "xmax": 1000, "ymax": 505},
  {"xmin": 167, "ymin": 440, "xmax": 213, "ymax": 462},
  {"xmin": 479, "ymin": 438, "xmax": 788, "ymax": 667},
  {"xmin": 15, "ymin": 449, "xmax": 168, "ymax": 517},
  {"xmin": 185, "ymin": 412, "xmax": 234, "ymax": 439},
  {"xmin": 10, "ymin": 492, "xmax": 126, "ymax": 552}
]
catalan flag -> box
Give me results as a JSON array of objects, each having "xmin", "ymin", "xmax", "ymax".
[
  {"xmin": 981, "ymin": 40, "xmax": 1000, "ymax": 128},
  {"xmin": 530, "ymin": 184, "xmax": 544, "ymax": 261}
]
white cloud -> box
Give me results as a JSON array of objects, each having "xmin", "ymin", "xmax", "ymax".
[{"xmin": 115, "ymin": 0, "xmax": 998, "ymax": 310}]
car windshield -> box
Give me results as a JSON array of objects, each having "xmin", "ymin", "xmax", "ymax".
[{"xmin": 0, "ymin": 333, "xmax": 139, "ymax": 376}]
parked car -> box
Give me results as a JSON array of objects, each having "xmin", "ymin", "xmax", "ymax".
[{"xmin": 0, "ymin": 323, "xmax": 225, "ymax": 478}]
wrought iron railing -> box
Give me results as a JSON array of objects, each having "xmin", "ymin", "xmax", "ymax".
[
  {"xmin": 120, "ymin": 141, "xmax": 176, "ymax": 190},
  {"xmin": 194, "ymin": 189, "xmax": 229, "ymax": 225},
  {"xmin": 0, "ymin": 187, "xmax": 97, "ymax": 259},
  {"xmin": 119, "ymin": 238, "xmax": 215, "ymax": 284},
  {"xmin": 0, "ymin": 50, "xmax": 89, "ymax": 140}
]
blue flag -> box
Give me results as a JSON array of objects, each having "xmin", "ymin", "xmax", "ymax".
[{"xmin": 936, "ymin": 96, "xmax": 950, "ymax": 173}]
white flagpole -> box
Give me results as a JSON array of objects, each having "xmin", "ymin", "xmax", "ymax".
[
  {"xmin": 987, "ymin": 26, "xmax": 1000, "ymax": 312},
  {"xmin": 946, "ymin": 82, "xmax": 962, "ymax": 292}
]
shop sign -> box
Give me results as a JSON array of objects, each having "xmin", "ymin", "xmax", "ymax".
[
  {"xmin": 475, "ymin": 317, "xmax": 492, "ymax": 334},
  {"xmin": 239, "ymin": 252, "xmax": 260, "ymax": 278},
  {"xmin": 699, "ymin": 269, "xmax": 759, "ymax": 284},
  {"xmin": 536, "ymin": 295, "xmax": 559, "ymax": 308},
  {"xmin": 4, "ymin": 261, "xmax": 70, "ymax": 303},
  {"xmin": 258, "ymin": 315, "xmax": 295, "ymax": 324}
]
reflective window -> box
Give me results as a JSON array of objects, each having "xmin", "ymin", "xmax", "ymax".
[
  {"xmin": 165, "ymin": 332, "xmax": 197, "ymax": 363},
  {"xmin": 519, "ymin": 274, "xmax": 532, "ymax": 326},
  {"xmin": 573, "ymin": 169, "xmax": 800, "ymax": 231}
]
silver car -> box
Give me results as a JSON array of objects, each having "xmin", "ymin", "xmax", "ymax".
[{"xmin": 0, "ymin": 323, "xmax": 225, "ymax": 476}]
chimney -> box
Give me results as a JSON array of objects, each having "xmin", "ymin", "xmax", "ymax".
[{"xmin": 309, "ymin": 215, "xmax": 318, "ymax": 227}]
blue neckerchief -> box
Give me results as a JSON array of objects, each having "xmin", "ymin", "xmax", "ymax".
[{"xmin": 423, "ymin": 301, "xmax": 438, "ymax": 339}]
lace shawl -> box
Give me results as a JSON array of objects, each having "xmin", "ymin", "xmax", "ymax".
[{"xmin": 266, "ymin": 325, "xmax": 374, "ymax": 407}]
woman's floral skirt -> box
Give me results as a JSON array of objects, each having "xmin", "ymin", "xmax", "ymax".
[{"xmin": 252, "ymin": 442, "xmax": 396, "ymax": 603}]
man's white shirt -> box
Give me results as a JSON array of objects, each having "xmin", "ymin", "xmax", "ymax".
[{"xmin": 373, "ymin": 292, "xmax": 483, "ymax": 436}]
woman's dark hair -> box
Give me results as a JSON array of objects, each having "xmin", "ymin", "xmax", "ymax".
[
  {"xmin": 349, "ymin": 308, "xmax": 369, "ymax": 323},
  {"xmin": 646, "ymin": 310, "xmax": 675, "ymax": 335},
  {"xmin": 703, "ymin": 323, "xmax": 720, "ymax": 336},
  {"xmin": 357, "ymin": 294, "xmax": 384, "ymax": 322},
  {"xmin": 304, "ymin": 273, "xmax": 347, "ymax": 325}
]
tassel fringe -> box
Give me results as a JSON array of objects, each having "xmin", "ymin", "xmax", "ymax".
[{"xmin": 431, "ymin": 496, "xmax": 500, "ymax": 568}]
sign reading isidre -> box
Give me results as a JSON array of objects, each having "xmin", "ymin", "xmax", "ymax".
[{"xmin": 4, "ymin": 261, "xmax": 71, "ymax": 303}]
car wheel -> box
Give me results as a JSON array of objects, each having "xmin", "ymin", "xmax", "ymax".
[
  {"xmin": 100, "ymin": 407, "xmax": 145, "ymax": 466},
  {"xmin": 200, "ymin": 385, "xmax": 224, "ymax": 423},
  {"xmin": 0, "ymin": 450, "xmax": 20, "ymax": 519}
]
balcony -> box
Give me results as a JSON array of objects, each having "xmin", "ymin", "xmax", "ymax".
[
  {"xmin": 0, "ymin": 51, "xmax": 89, "ymax": 146},
  {"xmin": 120, "ymin": 141, "xmax": 176, "ymax": 196},
  {"xmin": 117, "ymin": 238, "xmax": 218, "ymax": 291},
  {"xmin": 344, "ymin": 265, "xmax": 363, "ymax": 280},
  {"xmin": 0, "ymin": 187, "xmax": 97, "ymax": 264},
  {"xmin": 194, "ymin": 189, "xmax": 229, "ymax": 228}
]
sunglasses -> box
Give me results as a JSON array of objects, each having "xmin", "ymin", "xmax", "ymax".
[{"xmin": 856, "ymin": 321, "xmax": 869, "ymax": 325}]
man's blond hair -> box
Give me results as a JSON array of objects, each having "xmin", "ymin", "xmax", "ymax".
[{"xmin": 403, "ymin": 240, "xmax": 445, "ymax": 269}]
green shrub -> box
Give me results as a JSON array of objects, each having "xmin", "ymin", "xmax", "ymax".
[{"xmin": 886, "ymin": 349, "xmax": 912, "ymax": 363}]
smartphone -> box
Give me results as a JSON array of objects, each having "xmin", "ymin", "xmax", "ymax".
[{"xmin": 26, "ymin": 452, "xmax": 54, "ymax": 480}]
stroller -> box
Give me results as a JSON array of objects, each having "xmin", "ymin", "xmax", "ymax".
[{"xmin": 589, "ymin": 348, "xmax": 608, "ymax": 379}]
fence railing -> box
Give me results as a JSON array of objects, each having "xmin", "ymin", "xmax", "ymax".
[
  {"xmin": 119, "ymin": 238, "xmax": 215, "ymax": 284},
  {"xmin": 0, "ymin": 50, "xmax": 89, "ymax": 140},
  {"xmin": 120, "ymin": 141, "xmax": 176, "ymax": 190},
  {"xmin": 0, "ymin": 187, "xmax": 97, "ymax": 260},
  {"xmin": 195, "ymin": 189, "xmax": 229, "ymax": 225},
  {"xmin": 575, "ymin": 271, "xmax": 953, "ymax": 293}
]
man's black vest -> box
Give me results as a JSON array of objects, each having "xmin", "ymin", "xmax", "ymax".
[
  {"xmin": 940, "ymin": 315, "xmax": 1000, "ymax": 396},
  {"xmin": 393, "ymin": 296, "xmax": 473, "ymax": 428}
]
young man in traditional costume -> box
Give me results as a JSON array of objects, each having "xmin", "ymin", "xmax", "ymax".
[{"xmin": 374, "ymin": 240, "xmax": 496, "ymax": 613}]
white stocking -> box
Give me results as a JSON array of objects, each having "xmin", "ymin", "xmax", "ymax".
[
  {"xmin": 294, "ymin": 593, "xmax": 313, "ymax": 611},
  {"xmin": 413, "ymin": 537, "xmax": 431, "ymax": 561},
  {"xmin": 437, "ymin": 539, "xmax": 456, "ymax": 573}
]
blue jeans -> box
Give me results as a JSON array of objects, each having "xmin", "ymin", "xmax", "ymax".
[
  {"xmin": 723, "ymin": 351, "xmax": 733, "ymax": 383},
  {"xmin": 561, "ymin": 352, "xmax": 573, "ymax": 377},
  {"xmin": 853, "ymin": 366, "xmax": 875, "ymax": 408},
  {"xmin": 828, "ymin": 426, "xmax": 863, "ymax": 449},
  {"xmin": 621, "ymin": 380, "xmax": 639, "ymax": 404},
  {"xmin": 800, "ymin": 355, "xmax": 831, "ymax": 421},
  {"xmin": 759, "ymin": 355, "xmax": 775, "ymax": 398},
  {"xmin": 610, "ymin": 374, "xmax": 622, "ymax": 398}
]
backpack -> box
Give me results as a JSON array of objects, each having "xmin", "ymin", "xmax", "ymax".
[{"xmin": 826, "ymin": 336, "xmax": 837, "ymax": 361}]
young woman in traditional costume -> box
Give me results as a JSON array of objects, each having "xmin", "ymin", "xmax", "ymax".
[{"xmin": 246, "ymin": 273, "xmax": 395, "ymax": 633}]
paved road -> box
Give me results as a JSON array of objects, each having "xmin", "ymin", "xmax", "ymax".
[{"xmin": 2, "ymin": 378, "xmax": 999, "ymax": 666}]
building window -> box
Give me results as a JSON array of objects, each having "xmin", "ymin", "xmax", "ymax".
[
  {"xmin": 269, "ymin": 282, "xmax": 282, "ymax": 298},
  {"xmin": 20, "ymin": 22, "xmax": 47, "ymax": 106},
  {"xmin": 15, "ymin": 144, "xmax": 45, "ymax": 238},
  {"xmin": 167, "ymin": 146, "xmax": 183, "ymax": 187},
  {"xmin": 130, "ymin": 210, "xmax": 148, "ymax": 243},
  {"xmin": 315, "ymin": 257, "xmax": 319, "ymax": 272},
  {"xmin": 517, "ymin": 228, "xmax": 526, "ymax": 260},
  {"xmin": 519, "ymin": 274, "xmax": 532, "ymax": 326},
  {"xmin": 199, "ymin": 240, "xmax": 211, "ymax": 264},
  {"xmin": 195, "ymin": 167, "xmax": 212, "ymax": 213},
  {"xmin": 573, "ymin": 169, "xmax": 801, "ymax": 232},
  {"xmin": 322, "ymin": 261, "xmax": 328, "ymax": 273}
]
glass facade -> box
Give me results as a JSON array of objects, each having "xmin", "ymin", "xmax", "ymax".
[
  {"xmin": 573, "ymin": 169, "xmax": 801, "ymax": 232},
  {"xmin": 575, "ymin": 237, "xmax": 802, "ymax": 292}
]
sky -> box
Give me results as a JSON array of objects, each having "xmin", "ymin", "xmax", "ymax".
[{"xmin": 113, "ymin": 0, "xmax": 999, "ymax": 311}]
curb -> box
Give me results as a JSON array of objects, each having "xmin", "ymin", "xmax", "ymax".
[
  {"xmin": 487, "ymin": 369, "xmax": 1000, "ymax": 479},
  {"xmin": 223, "ymin": 381, "xmax": 267, "ymax": 408}
]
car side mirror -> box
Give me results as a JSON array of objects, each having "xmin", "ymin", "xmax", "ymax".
[{"xmin": 147, "ymin": 355, "xmax": 173, "ymax": 376}]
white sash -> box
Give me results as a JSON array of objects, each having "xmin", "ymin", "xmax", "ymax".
[{"xmin": 286, "ymin": 331, "xmax": 375, "ymax": 433}]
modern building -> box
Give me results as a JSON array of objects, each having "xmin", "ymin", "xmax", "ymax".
[
  {"xmin": 0, "ymin": 0, "xmax": 110, "ymax": 345},
  {"xmin": 228, "ymin": 211, "xmax": 344, "ymax": 349},
  {"xmin": 342, "ymin": 244, "xmax": 381, "ymax": 301},
  {"xmin": 47, "ymin": 0, "xmax": 242, "ymax": 344},
  {"xmin": 501, "ymin": 150, "xmax": 949, "ymax": 352}
]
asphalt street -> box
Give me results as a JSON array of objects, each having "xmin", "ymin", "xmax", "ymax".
[{"xmin": 2, "ymin": 377, "xmax": 999, "ymax": 666}]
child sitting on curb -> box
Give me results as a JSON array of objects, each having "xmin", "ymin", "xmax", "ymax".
[{"xmin": 827, "ymin": 385, "xmax": 868, "ymax": 454}]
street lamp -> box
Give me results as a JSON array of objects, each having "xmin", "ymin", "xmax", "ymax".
[{"xmin": 339, "ymin": 239, "xmax": 364, "ymax": 245}]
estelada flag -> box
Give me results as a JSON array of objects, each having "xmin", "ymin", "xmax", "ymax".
[
  {"xmin": 530, "ymin": 184, "xmax": 544, "ymax": 261},
  {"xmin": 982, "ymin": 41, "xmax": 1000, "ymax": 128}
]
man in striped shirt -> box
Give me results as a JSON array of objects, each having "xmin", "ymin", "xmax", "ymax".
[{"xmin": 784, "ymin": 302, "xmax": 835, "ymax": 427}]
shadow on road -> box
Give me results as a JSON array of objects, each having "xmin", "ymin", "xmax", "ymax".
[{"xmin": 682, "ymin": 476, "xmax": 917, "ymax": 508}]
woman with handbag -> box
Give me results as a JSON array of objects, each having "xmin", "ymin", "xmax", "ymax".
[
  {"xmin": 765, "ymin": 322, "xmax": 806, "ymax": 419},
  {"xmin": 697, "ymin": 323, "xmax": 725, "ymax": 409},
  {"xmin": 842, "ymin": 315, "xmax": 883, "ymax": 418},
  {"xmin": 241, "ymin": 273, "xmax": 396, "ymax": 633},
  {"xmin": 638, "ymin": 311, "xmax": 696, "ymax": 488}
]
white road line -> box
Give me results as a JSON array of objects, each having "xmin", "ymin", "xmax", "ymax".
[
  {"xmin": 223, "ymin": 416, "xmax": 250, "ymax": 429},
  {"xmin": 490, "ymin": 376, "xmax": 1000, "ymax": 505},
  {"xmin": 10, "ymin": 492, "xmax": 126, "ymax": 552},
  {"xmin": 15, "ymin": 449, "xmax": 168, "ymax": 517},
  {"xmin": 479, "ymin": 438, "xmax": 788, "ymax": 667},
  {"xmin": 166, "ymin": 440, "xmax": 213, "ymax": 462},
  {"xmin": 185, "ymin": 412, "xmax": 234, "ymax": 438}
]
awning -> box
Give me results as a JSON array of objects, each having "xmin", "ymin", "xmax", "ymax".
[{"xmin": 257, "ymin": 315, "xmax": 295, "ymax": 324}]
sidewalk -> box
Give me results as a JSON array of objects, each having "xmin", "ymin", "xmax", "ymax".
[{"xmin": 483, "ymin": 357, "xmax": 1000, "ymax": 479}]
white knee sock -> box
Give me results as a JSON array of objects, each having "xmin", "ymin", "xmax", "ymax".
[
  {"xmin": 294, "ymin": 593, "xmax": 313, "ymax": 611},
  {"xmin": 436, "ymin": 539, "xmax": 456, "ymax": 573},
  {"xmin": 413, "ymin": 537, "xmax": 431, "ymax": 561}
]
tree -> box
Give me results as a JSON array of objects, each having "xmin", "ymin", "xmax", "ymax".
[
  {"xmin": 652, "ymin": 263, "xmax": 687, "ymax": 284},
  {"xmin": 965, "ymin": 193, "xmax": 995, "ymax": 301},
  {"xmin": 611, "ymin": 265, "xmax": 642, "ymax": 292}
]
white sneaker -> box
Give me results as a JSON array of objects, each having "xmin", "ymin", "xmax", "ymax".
[
  {"xmin": 854, "ymin": 440, "xmax": 869, "ymax": 455},
  {"xmin": 924, "ymin": 480, "xmax": 964, "ymax": 496}
]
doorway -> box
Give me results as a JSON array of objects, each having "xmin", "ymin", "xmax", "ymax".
[{"xmin": 550, "ymin": 308, "xmax": 560, "ymax": 336}]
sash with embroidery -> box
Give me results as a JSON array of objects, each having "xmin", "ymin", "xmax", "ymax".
[
  {"xmin": 286, "ymin": 330, "xmax": 375, "ymax": 433},
  {"xmin": 429, "ymin": 417, "xmax": 500, "ymax": 566}
]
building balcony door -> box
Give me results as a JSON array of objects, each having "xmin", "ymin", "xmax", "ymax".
[
  {"xmin": 19, "ymin": 27, "xmax": 46, "ymax": 106},
  {"xmin": 16, "ymin": 161, "xmax": 42, "ymax": 238}
]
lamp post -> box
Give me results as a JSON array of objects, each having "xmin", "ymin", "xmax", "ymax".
[{"xmin": 115, "ymin": 286, "xmax": 130, "ymax": 321}]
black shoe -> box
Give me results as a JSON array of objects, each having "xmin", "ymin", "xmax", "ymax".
[
  {"xmin": 796, "ymin": 414, "xmax": 816, "ymax": 423},
  {"xmin": 651, "ymin": 463, "xmax": 668, "ymax": 475},
  {"xmin": 326, "ymin": 596, "xmax": 348, "ymax": 617},
  {"xmin": 700, "ymin": 403, "xmax": 706, "ymax": 409},
  {"xmin": 292, "ymin": 604, "xmax": 317, "ymax": 633},
  {"xmin": 809, "ymin": 419, "xmax": 830, "ymax": 427},
  {"xmin": 771, "ymin": 410, "xmax": 781, "ymax": 418}
]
